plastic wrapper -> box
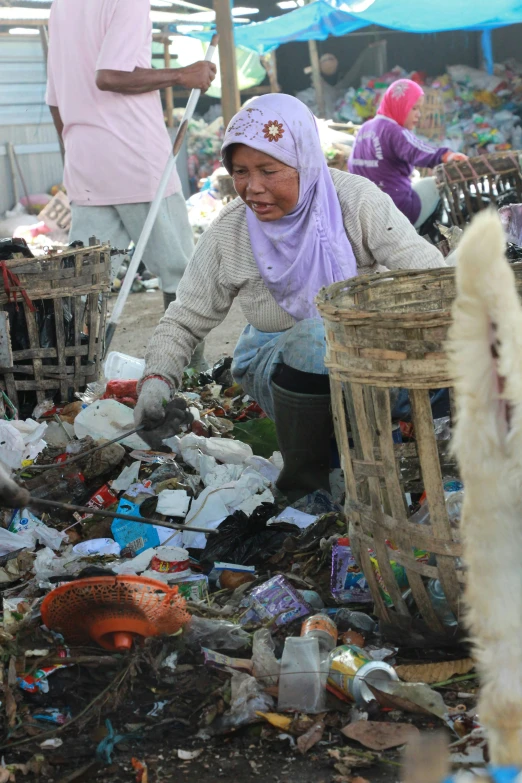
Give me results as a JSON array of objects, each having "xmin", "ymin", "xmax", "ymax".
[
  {"xmin": 331, "ymin": 537, "xmax": 371, "ymax": 604},
  {"xmin": 183, "ymin": 615, "xmax": 251, "ymax": 652},
  {"xmin": 75, "ymin": 382, "xmax": 105, "ymax": 405},
  {"xmin": 252, "ymin": 628, "xmax": 280, "ymax": 687},
  {"xmin": 241, "ymin": 574, "xmax": 313, "ymax": 627}
]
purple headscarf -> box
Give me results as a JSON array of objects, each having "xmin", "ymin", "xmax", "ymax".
[{"xmin": 221, "ymin": 94, "xmax": 357, "ymax": 321}]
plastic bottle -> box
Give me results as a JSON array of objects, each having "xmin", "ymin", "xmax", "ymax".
[
  {"xmin": 326, "ymin": 608, "xmax": 377, "ymax": 635},
  {"xmin": 512, "ymin": 123, "xmax": 522, "ymax": 150},
  {"xmin": 104, "ymin": 351, "xmax": 145, "ymax": 381},
  {"xmin": 427, "ymin": 579, "xmax": 458, "ymax": 627},
  {"xmin": 301, "ymin": 614, "xmax": 338, "ymax": 653}
]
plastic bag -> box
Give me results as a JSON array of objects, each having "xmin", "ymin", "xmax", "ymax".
[
  {"xmin": 499, "ymin": 204, "xmax": 522, "ymax": 246},
  {"xmin": 183, "ymin": 616, "xmax": 251, "ymax": 652},
  {"xmin": 199, "ymin": 503, "xmax": 287, "ymax": 566},
  {"xmin": 9, "ymin": 508, "xmax": 67, "ymax": 551},
  {"xmin": 252, "ymin": 628, "xmax": 279, "ymax": 687},
  {"xmin": 0, "ymin": 526, "xmax": 35, "ymax": 556},
  {"xmin": 278, "ymin": 637, "xmax": 325, "ymax": 714},
  {"xmin": 201, "ymin": 672, "xmax": 273, "ymax": 736}
]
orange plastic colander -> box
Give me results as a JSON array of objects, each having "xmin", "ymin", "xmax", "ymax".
[{"xmin": 41, "ymin": 575, "xmax": 191, "ymax": 652}]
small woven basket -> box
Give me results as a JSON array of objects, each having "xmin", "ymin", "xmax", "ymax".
[
  {"xmin": 317, "ymin": 265, "xmax": 522, "ymax": 639},
  {"xmin": 435, "ymin": 151, "xmax": 522, "ymax": 227}
]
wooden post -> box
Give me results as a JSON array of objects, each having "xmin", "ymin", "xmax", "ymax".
[
  {"xmin": 261, "ymin": 50, "xmax": 280, "ymax": 93},
  {"xmin": 6, "ymin": 143, "xmax": 19, "ymax": 207},
  {"xmin": 308, "ymin": 38, "xmax": 325, "ymax": 118},
  {"xmin": 163, "ymin": 38, "xmax": 174, "ymax": 128},
  {"xmin": 213, "ymin": 0, "xmax": 240, "ymax": 127}
]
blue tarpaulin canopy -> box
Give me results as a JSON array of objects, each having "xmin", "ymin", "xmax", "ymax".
[{"xmin": 186, "ymin": 0, "xmax": 522, "ymax": 57}]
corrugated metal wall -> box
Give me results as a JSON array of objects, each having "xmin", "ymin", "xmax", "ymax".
[{"xmin": 0, "ymin": 35, "xmax": 63, "ymax": 214}]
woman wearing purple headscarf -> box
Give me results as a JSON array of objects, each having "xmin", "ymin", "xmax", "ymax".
[{"xmin": 135, "ymin": 94, "xmax": 447, "ymax": 501}]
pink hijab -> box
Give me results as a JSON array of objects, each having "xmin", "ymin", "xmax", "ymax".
[{"xmin": 377, "ymin": 79, "xmax": 424, "ymax": 127}]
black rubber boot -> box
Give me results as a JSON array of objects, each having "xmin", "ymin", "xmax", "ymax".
[
  {"xmin": 163, "ymin": 291, "xmax": 176, "ymax": 311},
  {"xmin": 272, "ymin": 380, "xmax": 332, "ymax": 503}
]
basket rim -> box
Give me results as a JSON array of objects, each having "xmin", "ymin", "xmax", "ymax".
[{"xmin": 317, "ymin": 261, "xmax": 522, "ymax": 319}]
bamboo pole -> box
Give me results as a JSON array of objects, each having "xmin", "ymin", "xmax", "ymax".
[{"xmin": 213, "ymin": 0, "xmax": 240, "ymax": 127}]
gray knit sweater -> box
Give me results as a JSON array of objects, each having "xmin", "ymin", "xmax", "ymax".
[{"xmin": 143, "ymin": 169, "xmax": 446, "ymax": 389}]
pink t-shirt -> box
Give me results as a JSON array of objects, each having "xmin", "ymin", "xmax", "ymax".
[{"xmin": 46, "ymin": 0, "xmax": 181, "ymax": 206}]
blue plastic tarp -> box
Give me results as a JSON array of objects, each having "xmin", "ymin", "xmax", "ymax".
[
  {"xmin": 332, "ymin": 0, "xmax": 522, "ymax": 34},
  {"xmin": 186, "ymin": 0, "xmax": 522, "ymax": 55},
  {"xmin": 181, "ymin": 1, "xmax": 366, "ymax": 54}
]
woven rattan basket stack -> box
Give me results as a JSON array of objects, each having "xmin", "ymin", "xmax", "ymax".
[
  {"xmin": 0, "ymin": 243, "xmax": 111, "ymax": 416},
  {"xmin": 317, "ymin": 265, "xmax": 522, "ymax": 639}
]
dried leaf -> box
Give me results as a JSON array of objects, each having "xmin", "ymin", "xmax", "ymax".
[
  {"xmin": 290, "ymin": 714, "xmax": 320, "ymax": 735},
  {"xmin": 0, "ymin": 770, "xmax": 10, "ymax": 783},
  {"xmin": 368, "ymin": 681, "xmax": 447, "ymax": 718},
  {"xmin": 342, "ymin": 720, "xmax": 420, "ymax": 750},
  {"xmin": 297, "ymin": 721, "xmax": 325, "ymax": 754},
  {"xmin": 395, "ymin": 659, "xmax": 474, "ymax": 685},
  {"xmin": 4, "ymin": 683, "xmax": 16, "ymax": 729},
  {"xmin": 256, "ymin": 712, "xmax": 292, "ymax": 731},
  {"xmin": 351, "ymin": 778, "xmax": 371, "ymax": 783},
  {"xmin": 327, "ymin": 748, "xmax": 374, "ymax": 768}
]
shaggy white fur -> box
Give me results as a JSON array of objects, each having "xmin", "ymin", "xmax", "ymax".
[{"xmin": 448, "ymin": 209, "xmax": 522, "ymax": 766}]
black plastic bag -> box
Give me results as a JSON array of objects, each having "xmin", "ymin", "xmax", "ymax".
[{"xmin": 199, "ymin": 502, "xmax": 290, "ymax": 566}]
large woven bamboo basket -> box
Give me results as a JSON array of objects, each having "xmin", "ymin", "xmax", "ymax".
[
  {"xmin": 0, "ymin": 243, "xmax": 111, "ymax": 415},
  {"xmin": 435, "ymin": 151, "xmax": 522, "ymax": 227},
  {"xmin": 317, "ymin": 264, "xmax": 522, "ymax": 639}
]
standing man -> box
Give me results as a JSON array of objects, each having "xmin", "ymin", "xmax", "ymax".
[{"xmin": 45, "ymin": 0, "xmax": 216, "ymax": 352}]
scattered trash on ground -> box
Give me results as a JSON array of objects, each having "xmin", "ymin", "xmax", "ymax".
[{"xmin": 0, "ymin": 337, "xmax": 482, "ymax": 780}]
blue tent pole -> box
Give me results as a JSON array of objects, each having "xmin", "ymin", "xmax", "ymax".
[{"xmin": 481, "ymin": 29, "xmax": 494, "ymax": 75}]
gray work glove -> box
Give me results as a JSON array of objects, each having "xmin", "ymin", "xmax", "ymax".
[
  {"xmin": 0, "ymin": 464, "xmax": 30, "ymax": 508},
  {"xmin": 134, "ymin": 377, "xmax": 193, "ymax": 451}
]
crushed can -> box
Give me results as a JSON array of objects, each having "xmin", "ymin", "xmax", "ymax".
[{"xmin": 328, "ymin": 644, "xmax": 398, "ymax": 705}]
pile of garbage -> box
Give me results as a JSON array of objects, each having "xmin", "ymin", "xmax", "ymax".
[
  {"xmin": 0, "ymin": 347, "xmax": 486, "ymax": 781},
  {"xmin": 322, "ymin": 58, "xmax": 522, "ymax": 157}
]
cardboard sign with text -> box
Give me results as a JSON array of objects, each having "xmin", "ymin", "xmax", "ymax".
[{"xmin": 38, "ymin": 190, "xmax": 71, "ymax": 232}]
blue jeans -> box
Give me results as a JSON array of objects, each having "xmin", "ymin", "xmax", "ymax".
[{"xmin": 232, "ymin": 319, "xmax": 327, "ymax": 419}]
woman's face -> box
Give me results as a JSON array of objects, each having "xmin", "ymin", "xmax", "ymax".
[
  {"xmin": 230, "ymin": 144, "xmax": 299, "ymax": 222},
  {"xmin": 404, "ymin": 97, "xmax": 423, "ymax": 130}
]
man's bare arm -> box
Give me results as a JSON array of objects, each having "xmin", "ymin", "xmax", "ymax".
[
  {"xmin": 49, "ymin": 105, "xmax": 64, "ymax": 141},
  {"xmin": 95, "ymin": 61, "xmax": 216, "ymax": 95},
  {"xmin": 49, "ymin": 104, "xmax": 65, "ymax": 156}
]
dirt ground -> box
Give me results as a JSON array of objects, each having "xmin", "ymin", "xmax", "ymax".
[{"xmin": 109, "ymin": 291, "xmax": 247, "ymax": 366}]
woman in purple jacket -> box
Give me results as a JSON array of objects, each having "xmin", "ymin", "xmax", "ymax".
[{"xmin": 349, "ymin": 79, "xmax": 466, "ymax": 228}]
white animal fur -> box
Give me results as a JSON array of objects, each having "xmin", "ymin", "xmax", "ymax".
[{"xmin": 448, "ymin": 209, "xmax": 522, "ymax": 766}]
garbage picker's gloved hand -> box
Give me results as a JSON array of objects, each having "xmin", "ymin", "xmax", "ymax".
[
  {"xmin": 134, "ymin": 376, "xmax": 193, "ymax": 451},
  {"xmin": 442, "ymin": 151, "xmax": 468, "ymax": 163},
  {"xmin": 0, "ymin": 464, "xmax": 30, "ymax": 508}
]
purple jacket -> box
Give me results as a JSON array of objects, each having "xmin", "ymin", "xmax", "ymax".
[{"xmin": 348, "ymin": 115, "xmax": 449, "ymax": 224}]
